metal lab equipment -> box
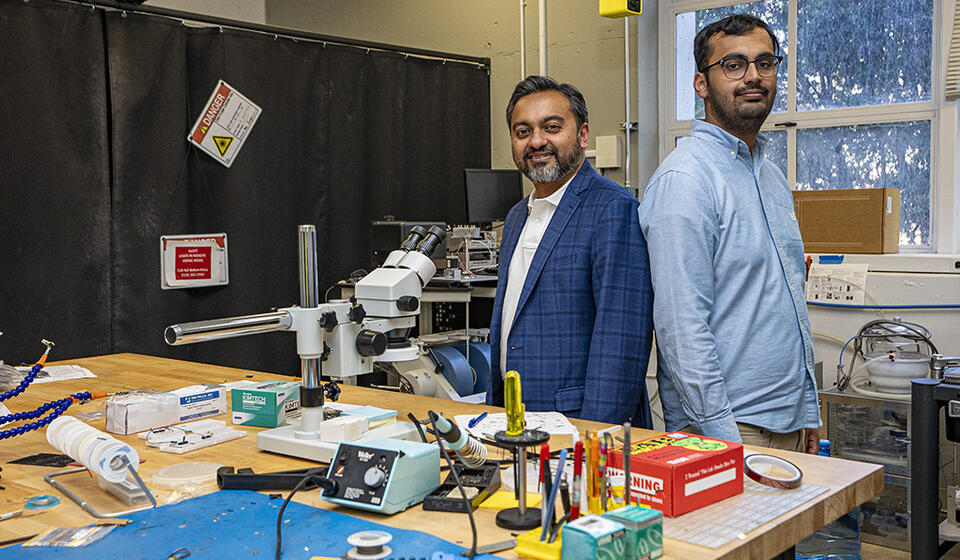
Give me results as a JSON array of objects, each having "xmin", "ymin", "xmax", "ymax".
[
  {"xmin": 164, "ymin": 224, "xmax": 444, "ymax": 462},
  {"xmin": 838, "ymin": 318, "xmax": 938, "ymax": 397}
]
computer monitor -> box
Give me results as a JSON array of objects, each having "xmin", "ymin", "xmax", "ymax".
[{"xmin": 464, "ymin": 168, "xmax": 523, "ymax": 224}]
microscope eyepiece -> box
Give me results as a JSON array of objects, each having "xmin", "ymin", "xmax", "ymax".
[
  {"xmin": 400, "ymin": 225, "xmax": 429, "ymax": 252},
  {"xmin": 415, "ymin": 225, "xmax": 446, "ymax": 257}
]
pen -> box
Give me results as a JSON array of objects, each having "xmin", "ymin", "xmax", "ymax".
[
  {"xmin": 0, "ymin": 510, "xmax": 22, "ymax": 522},
  {"xmin": 600, "ymin": 433, "xmax": 611, "ymax": 511},
  {"xmin": 467, "ymin": 411, "xmax": 487, "ymax": 428},
  {"xmin": 560, "ymin": 477, "xmax": 571, "ymax": 516},
  {"xmin": 591, "ymin": 432, "xmax": 600, "ymax": 498},
  {"xmin": 543, "ymin": 446, "xmax": 555, "ymax": 525},
  {"xmin": 623, "ymin": 421, "xmax": 631, "ymax": 506},
  {"xmin": 540, "ymin": 449, "xmax": 568, "ymax": 541},
  {"xmin": 571, "ymin": 440, "xmax": 583, "ymax": 520},
  {"xmin": 539, "ymin": 443, "xmax": 550, "ymax": 531}
]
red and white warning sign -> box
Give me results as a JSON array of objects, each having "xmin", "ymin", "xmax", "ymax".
[
  {"xmin": 161, "ymin": 233, "xmax": 229, "ymax": 289},
  {"xmin": 187, "ymin": 80, "xmax": 261, "ymax": 168}
]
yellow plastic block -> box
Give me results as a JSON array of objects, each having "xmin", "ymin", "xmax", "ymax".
[{"xmin": 515, "ymin": 526, "xmax": 562, "ymax": 560}]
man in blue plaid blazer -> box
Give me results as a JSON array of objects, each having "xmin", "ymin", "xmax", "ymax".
[{"xmin": 486, "ymin": 76, "xmax": 654, "ymax": 428}]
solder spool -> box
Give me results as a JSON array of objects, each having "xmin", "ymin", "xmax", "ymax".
[
  {"xmin": 345, "ymin": 530, "xmax": 393, "ymax": 560},
  {"xmin": 46, "ymin": 415, "xmax": 139, "ymax": 483}
]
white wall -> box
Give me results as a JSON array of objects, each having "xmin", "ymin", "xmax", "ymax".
[{"xmin": 146, "ymin": 0, "xmax": 266, "ymax": 24}]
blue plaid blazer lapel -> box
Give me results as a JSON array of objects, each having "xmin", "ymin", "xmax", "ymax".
[{"xmin": 512, "ymin": 183, "xmax": 583, "ymax": 322}]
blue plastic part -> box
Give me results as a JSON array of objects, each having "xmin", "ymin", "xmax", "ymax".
[
  {"xmin": 817, "ymin": 255, "xmax": 845, "ymax": 264},
  {"xmin": 454, "ymin": 342, "xmax": 491, "ymax": 395},
  {"xmin": 432, "ymin": 346, "xmax": 475, "ymax": 396}
]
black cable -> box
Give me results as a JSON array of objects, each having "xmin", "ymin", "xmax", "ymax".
[
  {"xmin": 407, "ymin": 412, "xmax": 429, "ymax": 443},
  {"xmin": 428, "ymin": 415, "xmax": 478, "ymax": 560},
  {"xmin": 323, "ymin": 284, "xmax": 337, "ymax": 303},
  {"xmin": 275, "ymin": 468, "xmax": 333, "ymax": 560}
]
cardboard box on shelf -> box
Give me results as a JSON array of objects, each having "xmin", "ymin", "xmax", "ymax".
[{"xmin": 792, "ymin": 187, "xmax": 900, "ymax": 254}]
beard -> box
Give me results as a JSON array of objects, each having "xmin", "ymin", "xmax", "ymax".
[
  {"xmin": 707, "ymin": 81, "xmax": 775, "ymax": 138},
  {"xmin": 517, "ymin": 140, "xmax": 584, "ymax": 184}
]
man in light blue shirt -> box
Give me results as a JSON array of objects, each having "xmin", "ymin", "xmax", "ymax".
[{"xmin": 638, "ymin": 14, "xmax": 820, "ymax": 453}]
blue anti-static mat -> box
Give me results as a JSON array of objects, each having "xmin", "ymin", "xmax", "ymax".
[{"xmin": 9, "ymin": 490, "xmax": 502, "ymax": 560}]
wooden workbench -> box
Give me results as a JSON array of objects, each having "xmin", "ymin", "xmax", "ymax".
[{"xmin": 0, "ymin": 354, "xmax": 883, "ymax": 558}]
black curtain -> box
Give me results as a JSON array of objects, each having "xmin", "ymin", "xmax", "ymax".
[
  {"xmin": 0, "ymin": 0, "xmax": 490, "ymax": 375},
  {"xmin": 0, "ymin": 1, "xmax": 112, "ymax": 364}
]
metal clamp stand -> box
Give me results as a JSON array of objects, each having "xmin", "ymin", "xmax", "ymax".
[
  {"xmin": 45, "ymin": 456, "xmax": 157, "ymax": 519},
  {"xmin": 494, "ymin": 428, "xmax": 549, "ymax": 530}
]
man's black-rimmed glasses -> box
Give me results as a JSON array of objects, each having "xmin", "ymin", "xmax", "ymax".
[{"xmin": 700, "ymin": 54, "xmax": 783, "ymax": 80}]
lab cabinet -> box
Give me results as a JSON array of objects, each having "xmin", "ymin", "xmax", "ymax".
[{"xmin": 820, "ymin": 388, "xmax": 960, "ymax": 551}]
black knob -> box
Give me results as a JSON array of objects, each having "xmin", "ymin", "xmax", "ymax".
[
  {"xmin": 396, "ymin": 295, "xmax": 419, "ymax": 312},
  {"xmin": 318, "ymin": 311, "xmax": 338, "ymax": 332},
  {"xmin": 356, "ymin": 329, "xmax": 387, "ymax": 357},
  {"xmin": 348, "ymin": 304, "xmax": 366, "ymax": 324}
]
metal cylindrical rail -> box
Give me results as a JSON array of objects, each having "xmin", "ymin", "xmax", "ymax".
[{"xmin": 164, "ymin": 311, "xmax": 292, "ymax": 346}]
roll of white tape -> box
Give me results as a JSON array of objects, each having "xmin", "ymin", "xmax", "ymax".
[
  {"xmin": 744, "ymin": 453, "xmax": 803, "ymax": 489},
  {"xmin": 45, "ymin": 415, "xmax": 139, "ymax": 482}
]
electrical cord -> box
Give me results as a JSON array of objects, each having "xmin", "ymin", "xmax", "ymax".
[
  {"xmin": 428, "ymin": 415, "xmax": 478, "ymax": 560},
  {"xmin": 275, "ymin": 467, "xmax": 334, "ymax": 560}
]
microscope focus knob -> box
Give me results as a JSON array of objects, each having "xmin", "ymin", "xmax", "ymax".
[
  {"xmin": 364, "ymin": 466, "xmax": 386, "ymax": 489},
  {"xmin": 356, "ymin": 329, "xmax": 387, "ymax": 357},
  {"xmin": 348, "ymin": 304, "xmax": 366, "ymax": 324},
  {"xmin": 396, "ymin": 295, "xmax": 419, "ymax": 312},
  {"xmin": 319, "ymin": 311, "xmax": 338, "ymax": 332}
]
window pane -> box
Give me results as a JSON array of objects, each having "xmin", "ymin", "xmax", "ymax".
[
  {"xmin": 796, "ymin": 0, "xmax": 933, "ymax": 110},
  {"xmin": 760, "ymin": 130, "xmax": 787, "ymax": 177},
  {"xmin": 796, "ymin": 121, "xmax": 930, "ymax": 246},
  {"xmin": 675, "ymin": 1, "xmax": 787, "ymax": 121}
]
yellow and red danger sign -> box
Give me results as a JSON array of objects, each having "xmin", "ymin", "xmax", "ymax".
[{"xmin": 188, "ymin": 80, "xmax": 261, "ymax": 168}]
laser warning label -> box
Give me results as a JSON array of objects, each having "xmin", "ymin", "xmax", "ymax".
[{"xmin": 188, "ymin": 80, "xmax": 261, "ymax": 167}]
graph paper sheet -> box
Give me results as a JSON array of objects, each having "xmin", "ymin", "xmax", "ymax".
[{"xmin": 663, "ymin": 479, "xmax": 829, "ymax": 548}]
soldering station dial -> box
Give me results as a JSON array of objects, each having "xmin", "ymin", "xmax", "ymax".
[{"xmin": 364, "ymin": 466, "xmax": 387, "ymax": 488}]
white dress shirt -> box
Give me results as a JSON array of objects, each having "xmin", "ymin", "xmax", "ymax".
[{"xmin": 499, "ymin": 179, "xmax": 571, "ymax": 377}]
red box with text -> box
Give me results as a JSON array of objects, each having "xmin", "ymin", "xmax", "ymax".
[{"xmin": 607, "ymin": 431, "xmax": 743, "ymax": 517}]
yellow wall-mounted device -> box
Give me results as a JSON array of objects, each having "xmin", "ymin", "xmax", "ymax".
[{"xmin": 599, "ymin": 0, "xmax": 642, "ymax": 18}]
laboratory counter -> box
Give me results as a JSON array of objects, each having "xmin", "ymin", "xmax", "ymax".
[{"xmin": 0, "ymin": 354, "xmax": 883, "ymax": 559}]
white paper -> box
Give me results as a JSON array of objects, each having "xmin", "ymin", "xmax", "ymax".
[
  {"xmin": 454, "ymin": 411, "xmax": 578, "ymax": 439},
  {"xmin": 805, "ymin": 263, "xmax": 870, "ymax": 305},
  {"xmin": 14, "ymin": 365, "xmax": 96, "ymax": 384}
]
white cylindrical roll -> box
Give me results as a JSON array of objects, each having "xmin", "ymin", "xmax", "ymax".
[{"xmin": 46, "ymin": 415, "xmax": 139, "ymax": 482}]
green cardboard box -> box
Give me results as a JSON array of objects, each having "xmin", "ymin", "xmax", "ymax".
[
  {"xmin": 561, "ymin": 514, "xmax": 627, "ymax": 560},
  {"xmin": 231, "ymin": 381, "xmax": 300, "ymax": 428},
  {"xmin": 603, "ymin": 505, "xmax": 663, "ymax": 560}
]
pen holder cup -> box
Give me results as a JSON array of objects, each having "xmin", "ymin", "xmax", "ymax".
[{"xmin": 514, "ymin": 527, "xmax": 562, "ymax": 560}]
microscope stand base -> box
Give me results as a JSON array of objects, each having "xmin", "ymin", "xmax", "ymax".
[{"xmin": 256, "ymin": 421, "xmax": 420, "ymax": 463}]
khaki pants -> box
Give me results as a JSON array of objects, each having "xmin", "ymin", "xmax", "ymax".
[{"xmin": 736, "ymin": 423, "xmax": 805, "ymax": 452}]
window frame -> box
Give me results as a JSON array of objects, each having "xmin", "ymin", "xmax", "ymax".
[{"xmin": 657, "ymin": 0, "xmax": 959, "ymax": 254}]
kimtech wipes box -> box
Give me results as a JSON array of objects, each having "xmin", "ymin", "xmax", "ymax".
[
  {"xmin": 231, "ymin": 381, "xmax": 300, "ymax": 428},
  {"xmin": 607, "ymin": 431, "xmax": 743, "ymax": 517}
]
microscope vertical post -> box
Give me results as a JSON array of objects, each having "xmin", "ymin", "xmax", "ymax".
[{"xmin": 297, "ymin": 225, "xmax": 324, "ymax": 434}]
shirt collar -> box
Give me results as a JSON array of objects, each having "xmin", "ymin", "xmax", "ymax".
[
  {"xmin": 690, "ymin": 119, "xmax": 766, "ymax": 162},
  {"xmin": 527, "ymin": 175, "xmax": 573, "ymax": 210}
]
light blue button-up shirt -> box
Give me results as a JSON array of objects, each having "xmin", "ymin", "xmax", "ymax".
[{"xmin": 638, "ymin": 120, "xmax": 820, "ymax": 443}]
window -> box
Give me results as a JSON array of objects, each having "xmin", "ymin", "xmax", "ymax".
[{"xmin": 660, "ymin": 0, "xmax": 950, "ymax": 251}]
